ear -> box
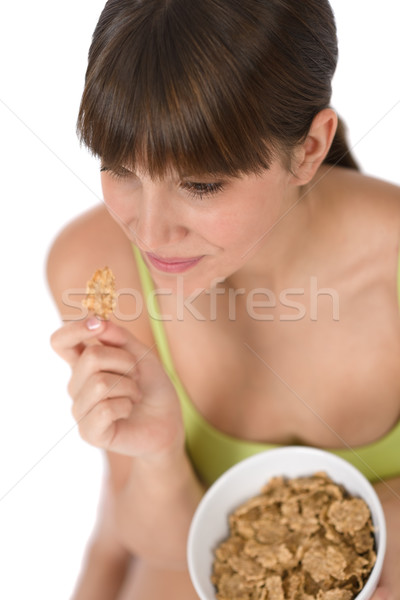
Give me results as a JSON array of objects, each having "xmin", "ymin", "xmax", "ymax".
[{"xmin": 289, "ymin": 108, "xmax": 338, "ymax": 185}]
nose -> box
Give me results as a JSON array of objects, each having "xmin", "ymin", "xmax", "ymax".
[{"xmin": 129, "ymin": 183, "xmax": 187, "ymax": 253}]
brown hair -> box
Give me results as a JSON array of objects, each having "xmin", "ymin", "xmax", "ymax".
[{"xmin": 77, "ymin": 0, "xmax": 359, "ymax": 178}]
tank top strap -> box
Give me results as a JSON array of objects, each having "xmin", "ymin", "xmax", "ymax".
[
  {"xmin": 132, "ymin": 245, "xmax": 191, "ymax": 401},
  {"xmin": 397, "ymin": 243, "xmax": 400, "ymax": 311},
  {"xmin": 132, "ymin": 245, "xmax": 175, "ymax": 371}
]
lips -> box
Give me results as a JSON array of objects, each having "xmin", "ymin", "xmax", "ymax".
[{"xmin": 145, "ymin": 252, "xmax": 204, "ymax": 273}]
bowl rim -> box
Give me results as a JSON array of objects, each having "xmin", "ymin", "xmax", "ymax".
[{"xmin": 187, "ymin": 446, "xmax": 387, "ymax": 600}]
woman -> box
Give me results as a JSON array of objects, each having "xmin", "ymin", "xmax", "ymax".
[{"xmin": 48, "ymin": 0, "xmax": 400, "ymax": 598}]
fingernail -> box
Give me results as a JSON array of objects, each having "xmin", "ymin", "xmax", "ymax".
[{"xmin": 86, "ymin": 317, "xmax": 101, "ymax": 330}]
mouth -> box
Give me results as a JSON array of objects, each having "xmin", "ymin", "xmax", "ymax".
[{"xmin": 144, "ymin": 252, "xmax": 205, "ymax": 274}]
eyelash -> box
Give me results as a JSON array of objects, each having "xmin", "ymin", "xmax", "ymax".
[
  {"xmin": 180, "ymin": 181, "xmax": 224, "ymax": 200},
  {"xmin": 100, "ymin": 165, "xmax": 131, "ymax": 180},
  {"xmin": 100, "ymin": 166, "xmax": 224, "ymax": 200}
]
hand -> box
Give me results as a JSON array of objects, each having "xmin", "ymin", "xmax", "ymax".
[{"xmin": 51, "ymin": 317, "xmax": 185, "ymax": 459}]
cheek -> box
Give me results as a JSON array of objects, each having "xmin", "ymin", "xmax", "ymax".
[
  {"xmin": 101, "ymin": 177, "xmax": 138, "ymax": 223},
  {"xmin": 206, "ymin": 200, "xmax": 281, "ymax": 252}
]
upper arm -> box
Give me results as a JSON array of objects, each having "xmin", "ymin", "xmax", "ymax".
[
  {"xmin": 46, "ymin": 204, "xmax": 136, "ymax": 322},
  {"xmin": 47, "ymin": 206, "xmax": 102, "ymax": 316}
]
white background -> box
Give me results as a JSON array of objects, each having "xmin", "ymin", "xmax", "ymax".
[{"xmin": 0, "ymin": 1, "xmax": 399, "ymax": 598}]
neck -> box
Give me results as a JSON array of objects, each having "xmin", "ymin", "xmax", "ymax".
[{"xmin": 227, "ymin": 183, "xmax": 312, "ymax": 293}]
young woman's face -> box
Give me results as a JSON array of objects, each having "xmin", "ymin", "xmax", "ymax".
[{"xmin": 101, "ymin": 161, "xmax": 297, "ymax": 292}]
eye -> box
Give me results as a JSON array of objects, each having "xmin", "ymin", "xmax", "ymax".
[
  {"xmin": 100, "ymin": 165, "xmax": 135, "ymax": 180},
  {"xmin": 180, "ymin": 181, "xmax": 224, "ymax": 200}
]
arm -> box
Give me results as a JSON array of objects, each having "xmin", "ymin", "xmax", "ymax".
[
  {"xmin": 71, "ymin": 549, "xmax": 130, "ymax": 600},
  {"xmin": 115, "ymin": 446, "xmax": 205, "ymax": 569},
  {"xmin": 46, "ymin": 210, "xmax": 156, "ymax": 596},
  {"xmin": 71, "ymin": 476, "xmax": 132, "ymax": 600},
  {"xmin": 371, "ymin": 476, "xmax": 400, "ymax": 600},
  {"xmin": 51, "ymin": 317, "xmax": 205, "ymax": 569}
]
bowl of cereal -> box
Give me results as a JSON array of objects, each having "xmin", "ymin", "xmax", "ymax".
[{"xmin": 187, "ymin": 447, "xmax": 386, "ymax": 600}]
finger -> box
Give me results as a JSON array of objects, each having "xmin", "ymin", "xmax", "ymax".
[
  {"xmin": 68, "ymin": 344, "xmax": 140, "ymax": 399},
  {"xmin": 93, "ymin": 322, "xmax": 179, "ymax": 405},
  {"xmin": 94, "ymin": 320, "xmax": 155, "ymax": 361},
  {"xmin": 71, "ymin": 372, "xmax": 141, "ymax": 422},
  {"xmin": 77, "ymin": 397, "xmax": 134, "ymax": 449},
  {"xmin": 94, "ymin": 321, "xmax": 160, "ymax": 387},
  {"xmin": 50, "ymin": 317, "xmax": 107, "ymax": 366}
]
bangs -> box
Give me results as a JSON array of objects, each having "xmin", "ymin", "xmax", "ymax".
[{"xmin": 77, "ymin": 1, "xmax": 280, "ymax": 178}]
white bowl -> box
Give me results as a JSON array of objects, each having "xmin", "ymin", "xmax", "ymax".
[{"xmin": 188, "ymin": 446, "xmax": 386, "ymax": 600}]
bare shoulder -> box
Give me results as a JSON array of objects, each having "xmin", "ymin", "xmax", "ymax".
[
  {"xmin": 48, "ymin": 204, "xmax": 129, "ymax": 296},
  {"xmin": 310, "ymin": 166, "xmax": 400, "ymax": 315},
  {"xmin": 312, "ymin": 166, "xmax": 400, "ymax": 264},
  {"xmin": 319, "ymin": 166, "xmax": 400, "ymax": 229},
  {"xmin": 46, "ymin": 204, "xmax": 148, "ymax": 332}
]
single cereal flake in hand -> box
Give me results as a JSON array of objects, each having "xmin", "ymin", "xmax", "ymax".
[{"xmin": 82, "ymin": 266, "xmax": 116, "ymax": 319}]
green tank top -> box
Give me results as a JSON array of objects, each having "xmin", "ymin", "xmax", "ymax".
[{"xmin": 133, "ymin": 245, "xmax": 400, "ymax": 486}]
